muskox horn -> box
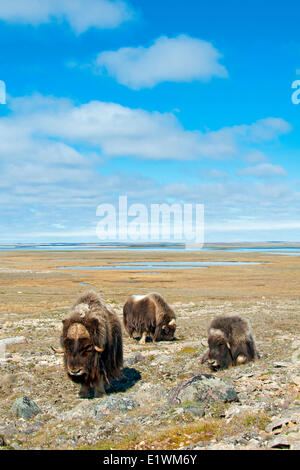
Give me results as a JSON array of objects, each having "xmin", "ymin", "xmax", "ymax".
[
  {"xmin": 226, "ymin": 342, "xmax": 231, "ymax": 350},
  {"xmin": 94, "ymin": 346, "xmax": 104, "ymax": 353},
  {"xmin": 51, "ymin": 346, "xmax": 64, "ymax": 354},
  {"xmin": 168, "ymin": 319, "xmax": 176, "ymax": 326}
]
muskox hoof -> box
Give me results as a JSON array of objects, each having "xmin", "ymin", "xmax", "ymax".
[
  {"xmin": 79, "ymin": 384, "xmax": 91, "ymax": 398},
  {"xmin": 139, "ymin": 332, "xmax": 147, "ymax": 344},
  {"xmin": 236, "ymin": 354, "xmax": 247, "ymax": 365},
  {"xmin": 94, "ymin": 389, "xmax": 106, "ymax": 398},
  {"xmin": 93, "ymin": 377, "xmax": 106, "ymax": 398}
]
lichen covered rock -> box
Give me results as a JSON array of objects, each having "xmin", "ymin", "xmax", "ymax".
[{"xmin": 168, "ymin": 373, "xmax": 238, "ymax": 406}]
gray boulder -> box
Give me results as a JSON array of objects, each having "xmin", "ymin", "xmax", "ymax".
[
  {"xmin": 11, "ymin": 397, "xmax": 41, "ymax": 419},
  {"xmin": 168, "ymin": 373, "xmax": 238, "ymax": 406}
]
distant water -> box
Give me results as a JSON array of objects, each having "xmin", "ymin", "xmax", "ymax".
[
  {"xmin": 0, "ymin": 243, "xmax": 300, "ymax": 254},
  {"xmin": 0, "ymin": 243, "xmax": 185, "ymax": 251},
  {"xmin": 55, "ymin": 261, "xmax": 261, "ymax": 271},
  {"xmin": 216, "ymin": 247, "xmax": 300, "ymax": 254}
]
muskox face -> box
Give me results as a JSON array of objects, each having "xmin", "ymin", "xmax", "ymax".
[
  {"xmin": 206, "ymin": 331, "xmax": 232, "ymax": 370},
  {"xmin": 63, "ymin": 336, "xmax": 94, "ymax": 382},
  {"xmin": 62, "ymin": 322, "xmax": 103, "ymax": 383},
  {"xmin": 160, "ymin": 318, "xmax": 176, "ymax": 341}
]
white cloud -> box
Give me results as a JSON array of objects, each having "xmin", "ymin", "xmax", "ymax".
[
  {"xmin": 0, "ymin": 0, "xmax": 133, "ymax": 33},
  {"xmin": 238, "ymin": 163, "xmax": 287, "ymax": 178},
  {"xmin": 6, "ymin": 95, "xmax": 289, "ymax": 161},
  {"xmin": 95, "ymin": 34, "xmax": 228, "ymax": 89},
  {"xmin": 200, "ymin": 169, "xmax": 229, "ymax": 179},
  {"xmin": 0, "ymin": 93, "xmax": 294, "ymax": 239},
  {"xmin": 243, "ymin": 150, "xmax": 268, "ymax": 163},
  {"xmin": 233, "ymin": 117, "xmax": 292, "ymax": 143}
]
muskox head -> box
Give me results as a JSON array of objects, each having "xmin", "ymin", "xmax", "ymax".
[
  {"xmin": 62, "ymin": 321, "xmax": 103, "ymax": 383},
  {"xmin": 160, "ymin": 318, "xmax": 176, "ymax": 341},
  {"xmin": 203, "ymin": 329, "xmax": 233, "ymax": 371}
]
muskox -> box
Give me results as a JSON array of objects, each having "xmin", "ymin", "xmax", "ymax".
[
  {"xmin": 201, "ymin": 315, "xmax": 259, "ymax": 370},
  {"xmin": 56, "ymin": 291, "xmax": 123, "ymax": 398},
  {"xmin": 123, "ymin": 293, "xmax": 176, "ymax": 344}
]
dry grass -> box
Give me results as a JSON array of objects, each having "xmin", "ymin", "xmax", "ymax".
[{"xmin": 0, "ymin": 248, "xmax": 300, "ymax": 315}]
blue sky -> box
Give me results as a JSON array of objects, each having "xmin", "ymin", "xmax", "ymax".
[{"xmin": 0, "ymin": 0, "xmax": 300, "ymax": 243}]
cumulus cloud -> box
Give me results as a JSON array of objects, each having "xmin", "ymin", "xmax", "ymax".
[
  {"xmin": 233, "ymin": 117, "xmax": 292, "ymax": 143},
  {"xmin": 0, "ymin": 0, "xmax": 133, "ymax": 33},
  {"xmin": 199, "ymin": 169, "xmax": 229, "ymax": 179},
  {"xmin": 5, "ymin": 94, "xmax": 289, "ymax": 162},
  {"xmin": 238, "ymin": 163, "xmax": 287, "ymax": 178},
  {"xmin": 0, "ymin": 93, "xmax": 295, "ymax": 243},
  {"xmin": 95, "ymin": 35, "xmax": 228, "ymax": 89}
]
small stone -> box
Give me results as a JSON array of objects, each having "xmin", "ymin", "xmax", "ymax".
[
  {"xmin": 266, "ymin": 413, "xmax": 299, "ymax": 433},
  {"xmin": 291, "ymin": 340, "xmax": 300, "ymax": 350},
  {"xmin": 225, "ymin": 405, "xmax": 254, "ymax": 421},
  {"xmin": 0, "ymin": 373, "xmax": 19, "ymax": 388},
  {"xmin": 268, "ymin": 437, "xmax": 290, "ymax": 449},
  {"xmin": 290, "ymin": 375, "xmax": 300, "ymax": 386},
  {"xmin": 183, "ymin": 405, "xmax": 205, "ymax": 417},
  {"xmin": 124, "ymin": 353, "xmax": 144, "ymax": 367},
  {"xmin": 11, "ymin": 397, "xmax": 41, "ymax": 420}
]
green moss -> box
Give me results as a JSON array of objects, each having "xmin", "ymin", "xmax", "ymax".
[
  {"xmin": 207, "ymin": 401, "xmax": 230, "ymax": 418},
  {"xmin": 80, "ymin": 418, "xmax": 223, "ymax": 451},
  {"xmin": 180, "ymin": 400, "xmax": 203, "ymax": 409},
  {"xmin": 231, "ymin": 411, "xmax": 271, "ymax": 432},
  {"xmin": 176, "ymin": 347, "xmax": 198, "ymax": 355}
]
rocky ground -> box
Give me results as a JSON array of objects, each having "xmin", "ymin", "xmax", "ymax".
[{"xmin": 0, "ymin": 296, "xmax": 299, "ymax": 450}]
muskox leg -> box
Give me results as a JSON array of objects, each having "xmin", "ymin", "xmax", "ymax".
[
  {"xmin": 79, "ymin": 384, "xmax": 90, "ymax": 398},
  {"xmin": 129, "ymin": 327, "xmax": 135, "ymax": 339},
  {"xmin": 139, "ymin": 331, "xmax": 147, "ymax": 344},
  {"xmin": 249, "ymin": 335, "xmax": 260, "ymax": 359},
  {"xmin": 152, "ymin": 326, "xmax": 161, "ymax": 342},
  {"xmin": 94, "ymin": 376, "xmax": 106, "ymax": 398}
]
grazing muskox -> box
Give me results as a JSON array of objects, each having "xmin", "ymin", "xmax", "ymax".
[
  {"xmin": 201, "ymin": 315, "xmax": 259, "ymax": 370},
  {"xmin": 56, "ymin": 291, "xmax": 123, "ymax": 398},
  {"xmin": 123, "ymin": 293, "xmax": 176, "ymax": 344}
]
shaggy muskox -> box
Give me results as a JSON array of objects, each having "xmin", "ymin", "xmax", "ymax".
[
  {"xmin": 201, "ymin": 315, "xmax": 259, "ymax": 370},
  {"xmin": 56, "ymin": 291, "xmax": 123, "ymax": 398},
  {"xmin": 123, "ymin": 293, "xmax": 176, "ymax": 343}
]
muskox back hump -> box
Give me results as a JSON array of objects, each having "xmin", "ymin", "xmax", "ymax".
[{"xmin": 209, "ymin": 315, "xmax": 250, "ymax": 342}]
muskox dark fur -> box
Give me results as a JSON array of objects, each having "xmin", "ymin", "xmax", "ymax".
[
  {"xmin": 201, "ymin": 315, "xmax": 259, "ymax": 370},
  {"xmin": 60, "ymin": 290, "xmax": 123, "ymax": 398},
  {"xmin": 123, "ymin": 293, "xmax": 176, "ymax": 343}
]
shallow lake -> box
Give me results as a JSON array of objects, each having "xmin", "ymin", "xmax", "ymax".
[
  {"xmin": 55, "ymin": 261, "xmax": 261, "ymax": 271},
  {"xmin": 0, "ymin": 243, "xmax": 299, "ymax": 254}
]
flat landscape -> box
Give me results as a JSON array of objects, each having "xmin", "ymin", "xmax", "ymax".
[{"xmin": 0, "ymin": 247, "xmax": 299, "ymax": 450}]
